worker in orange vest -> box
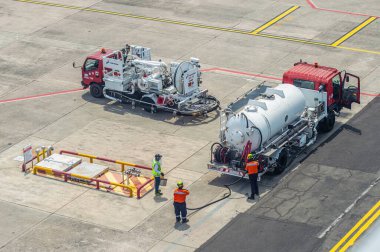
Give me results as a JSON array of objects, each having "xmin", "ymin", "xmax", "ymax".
[
  {"xmin": 173, "ymin": 181, "xmax": 190, "ymax": 223},
  {"xmin": 245, "ymin": 154, "xmax": 259, "ymax": 200}
]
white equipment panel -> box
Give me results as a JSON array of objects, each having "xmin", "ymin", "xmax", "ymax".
[
  {"xmin": 69, "ymin": 162, "xmax": 108, "ymax": 178},
  {"xmin": 35, "ymin": 154, "xmax": 81, "ymax": 172}
]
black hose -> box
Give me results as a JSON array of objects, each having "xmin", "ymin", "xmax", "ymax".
[{"xmin": 186, "ymin": 172, "xmax": 246, "ymax": 211}]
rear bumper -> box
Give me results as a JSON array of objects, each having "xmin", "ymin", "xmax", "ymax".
[{"xmin": 207, "ymin": 162, "xmax": 248, "ymax": 178}]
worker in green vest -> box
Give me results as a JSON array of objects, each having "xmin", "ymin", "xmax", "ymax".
[{"xmin": 152, "ymin": 154, "xmax": 164, "ymax": 196}]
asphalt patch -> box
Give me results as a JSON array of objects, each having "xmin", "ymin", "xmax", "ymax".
[
  {"xmin": 304, "ymin": 97, "xmax": 380, "ymax": 173},
  {"xmin": 197, "ymin": 214, "xmax": 322, "ymax": 252}
]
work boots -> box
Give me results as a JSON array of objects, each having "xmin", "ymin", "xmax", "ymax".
[{"xmin": 182, "ymin": 218, "xmax": 188, "ymax": 224}]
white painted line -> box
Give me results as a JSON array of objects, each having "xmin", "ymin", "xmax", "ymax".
[{"xmin": 318, "ymin": 176, "xmax": 380, "ymax": 239}]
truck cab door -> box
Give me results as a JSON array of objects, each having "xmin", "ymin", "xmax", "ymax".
[
  {"xmin": 340, "ymin": 73, "xmax": 360, "ymax": 109},
  {"xmin": 82, "ymin": 58, "xmax": 101, "ymax": 86}
]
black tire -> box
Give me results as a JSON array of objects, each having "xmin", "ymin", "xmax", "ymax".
[
  {"xmin": 268, "ymin": 148, "xmax": 288, "ymax": 175},
  {"xmin": 318, "ymin": 109, "xmax": 335, "ymax": 133},
  {"xmin": 141, "ymin": 97, "xmax": 157, "ymax": 113},
  {"xmin": 90, "ymin": 83, "xmax": 104, "ymax": 98}
]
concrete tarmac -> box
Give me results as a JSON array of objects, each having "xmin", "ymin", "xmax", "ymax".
[
  {"xmin": 0, "ymin": 0, "xmax": 379, "ymax": 251},
  {"xmin": 198, "ymin": 98, "xmax": 380, "ymax": 252}
]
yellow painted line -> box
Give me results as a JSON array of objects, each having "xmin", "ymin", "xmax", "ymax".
[
  {"xmin": 15, "ymin": 0, "xmax": 251, "ymax": 35},
  {"xmin": 14, "ymin": 0, "xmax": 380, "ymax": 56},
  {"xmin": 336, "ymin": 45, "xmax": 380, "ymax": 55},
  {"xmin": 257, "ymin": 32, "xmax": 332, "ymax": 47},
  {"xmin": 250, "ymin": 6, "xmax": 300, "ymax": 35},
  {"xmin": 340, "ymin": 209, "xmax": 380, "ymax": 251},
  {"xmin": 332, "ymin": 16, "xmax": 377, "ymax": 46},
  {"xmin": 330, "ymin": 200, "xmax": 380, "ymax": 252}
]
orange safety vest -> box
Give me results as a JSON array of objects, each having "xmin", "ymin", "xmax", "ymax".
[
  {"xmin": 173, "ymin": 188, "xmax": 190, "ymax": 203},
  {"xmin": 245, "ymin": 161, "xmax": 259, "ymax": 175}
]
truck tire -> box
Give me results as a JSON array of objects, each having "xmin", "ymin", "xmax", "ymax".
[
  {"xmin": 268, "ymin": 148, "xmax": 288, "ymax": 175},
  {"xmin": 141, "ymin": 97, "xmax": 157, "ymax": 113},
  {"xmin": 90, "ymin": 84, "xmax": 104, "ymax": 98},
  {"xmin": 318, "ymin": 109, "xmax": 335, "ymax": 133}
]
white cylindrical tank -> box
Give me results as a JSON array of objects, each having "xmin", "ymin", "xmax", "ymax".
[{"xmin": 223, "ymin": 84, "xmax": 306, "ymax": 152}]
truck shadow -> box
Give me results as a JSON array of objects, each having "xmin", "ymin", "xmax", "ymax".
[{"xmin": 81, "ymin": 92, "xmax": 220, "ymax": 126}]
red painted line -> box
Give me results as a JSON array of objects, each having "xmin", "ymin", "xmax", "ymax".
[
  {"xmin": 361, "ymin": 92, "xmax": 380, "ymax": 97},
  {"xmin": 200, "ymin": 67, "xmax": 218, "ymax": 72},
  {"xmin": 0, "ymin": 88, "xmax": 85, "ymax": 104},
  {"xmin": 212, "ymin": 67, "xmax": 283, "ymax": 81},
  {"xmin": 1, "ymin": 68, "xmax": 378, "ymax": 105},
  {"xmin": 306, "ymin": 0, "xmax": 380, "ymax": 18}
]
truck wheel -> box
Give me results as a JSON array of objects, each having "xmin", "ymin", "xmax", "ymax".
[
  {"xmin": 270, "ymin": 148, "xmax": 288, "ymax": 175},
  {"xmin": 90, "ymin": 84, "xmax": 104, "ymax": 98},
  {"xmin": 141, "ymin": 97, "xmax": 157, "ymax": 113},
  {"xmin": 318, "ymin": 109, "xmax": 335, "ymax": 133}
]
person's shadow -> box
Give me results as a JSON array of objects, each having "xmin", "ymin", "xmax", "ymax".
[
  {"xmin": 174, "ymin": 222, "xmax": 190, "ymax": 231},
  {"xmin": 153, "ymin": 196, "xmax": 168, "ymax": 202}
]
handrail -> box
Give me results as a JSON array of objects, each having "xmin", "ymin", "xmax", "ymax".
[
  {"xmin": 33, "ymin": 165, "xmax": 134, "ymax": 197},
  {"xmin": 59, "ymin": 150, "xmax": 154, "ymax": 198},
  {"xmin": 137, "ymin": 177, "xmax": 154, "ymax": 199}
]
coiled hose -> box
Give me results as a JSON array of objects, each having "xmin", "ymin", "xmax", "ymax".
[{"xmin": 186, "ymin": 172, "xmax": 246, "ymax": 211}]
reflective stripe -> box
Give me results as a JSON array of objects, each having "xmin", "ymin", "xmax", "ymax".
[
  {"xmin": 245, "ymin": 161, "xmax": 259, "ymax": 174},
  {"xmin": 152, "ymin": 160, "xmax": 161, "ymax": 177},
  {"xmin": 173, "ymin": 189, "xmax": 189, "ymax": 203}
]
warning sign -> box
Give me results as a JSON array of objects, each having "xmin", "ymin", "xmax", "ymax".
[{"xmin": 23, "ymin": 144, "xmax": 33, "ymax": 164}]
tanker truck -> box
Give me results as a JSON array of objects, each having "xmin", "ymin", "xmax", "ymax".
[{"xmin": 208, "ymin": 61, "xmax": 360, "ymax": 177}]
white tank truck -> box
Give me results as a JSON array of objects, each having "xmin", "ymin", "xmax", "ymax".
[{"xmin": 208, "ymin": 61, "xmax": 361, "ymax": 177}]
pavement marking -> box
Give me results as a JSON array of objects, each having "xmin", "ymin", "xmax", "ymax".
[
  {"xmin": 330, "ymin": 200, "xmax": 380, "ymax": 252},
  {"xmin": 0, "ymin": 68, "xmax": 378, "ymax": 105},
  {"xmin": 306, "ymin": 0, "xmax": 380, "ymax": 18},
  {"xmin": 0, "ymin": 88, "xmax": 85, "ymax": 104},
  {"xmin": 210, "ymin": 67, "xmax": 282, "ymax": 81},
  {"xmin": 331, "ymin": 17, "xmax": 377, "ymax": 47},
  {"xmin": 250, "ymin": 6, "xmax": 300, "ymax": 35},
  {"xmin": 319, "ymin": 177, "xmax": 380, "ymax": 239},
  {"xmin": 14, "ymin": 0, "xmax": 380, "ymax": 56}
]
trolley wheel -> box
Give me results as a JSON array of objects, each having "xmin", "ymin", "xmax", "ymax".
[
  {"xmin": 318, "ymin": 109, "xmax": 335, "ymax": 133},
  {"xmin": 90, "ymin": 83, "xmax": 104, "ymax": 98},
  {"xmin": 141, "ymin": 97, "xmax": 157, "ymax": 113}
]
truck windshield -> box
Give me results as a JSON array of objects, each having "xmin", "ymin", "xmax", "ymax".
[
  {"xmin": 293, "ymin": 79, "xmax": 315, "ymax": 90},
  {"xmin": 84, "ymin": 59, "xmax": 99, "ymax": 71}
]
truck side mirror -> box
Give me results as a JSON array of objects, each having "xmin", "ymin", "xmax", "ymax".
[
  {"xmin": 72, "ymin": 62, "xmax": 81, "ymax": 69},
  {"xmin": 346, "ymin": 75, "xmax": 350, "ymax": 82},
  {"xmin": 318, "ymin": 84, "xmax": 325, "ymax": 92}
]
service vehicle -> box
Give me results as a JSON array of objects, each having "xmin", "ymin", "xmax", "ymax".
[
  {"xmin": 74, "ymin": 44, "xmax": 219, "ymax": 116},
  {"xmin": 208, "ymin": 61, "xmax": 360, "ymax": 177}
]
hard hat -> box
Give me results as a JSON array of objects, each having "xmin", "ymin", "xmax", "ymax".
[
  {"xmin": 247, "ymin": 154, "xmax": 253, "ymax": 159},
  {"xmin": 177, "ymin": 181, "xmax": 183, "ymax": 187}
]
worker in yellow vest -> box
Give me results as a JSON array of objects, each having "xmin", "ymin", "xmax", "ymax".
[
  {"xmin": 245, "ymin": 154, "xmax": 259, "ymax": 200},
  {"xmin": 152, "ymin": 154, "xmax": 164, "ymax": 196}
]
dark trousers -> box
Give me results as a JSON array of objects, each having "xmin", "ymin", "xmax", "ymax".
[
  {"xmin": 154, "ymin": 176, "xmax": 161, "ymax": 193},
  {"xmin": 248, "ymin": 173, "xmax": 259, "ymax": 196},
  {"xmin": 174, "ymin": 202, "xmax": 187, "ymax": 219}
]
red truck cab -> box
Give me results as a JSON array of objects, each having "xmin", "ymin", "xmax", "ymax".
[
  {"xmin": 79, "ymin": 48, "xmax": 113, "ymax": 97},
  {"xmin": 283, "ymin": 61, "xmax": 360, "ymax": 110},
  {"xmin": 283, "ymin": 61, "xmax": 360, "ymax": 132}
]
